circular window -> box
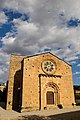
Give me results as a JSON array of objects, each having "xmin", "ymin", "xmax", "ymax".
[{"xmin": 41, "ymin": 59, "xmax": 56, "ymax": 74}]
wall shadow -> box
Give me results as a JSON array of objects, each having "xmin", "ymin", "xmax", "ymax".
[
  {"xmin": 0, "ymin": 90, "xmax": 5, "ymax": 109},
  {"xmin": 12, "ymin": 69, "xmax": 23, "ymax": 112},
  {"xmin": 0, "ymin": 82, "xmax": 8, "ymax": 109}
]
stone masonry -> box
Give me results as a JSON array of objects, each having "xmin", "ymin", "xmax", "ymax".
[{"xmin": 6, "ymin": 52, "xmax": 75, "ymax": 112}]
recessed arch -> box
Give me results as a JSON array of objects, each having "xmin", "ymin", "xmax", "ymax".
[
  {"xmin": 45, "ymin": 82, "xmax": 60, "ymax": 91},
  {"xmin": 41, "ymin": 82, "xmax": 60, "ymax": 110}
]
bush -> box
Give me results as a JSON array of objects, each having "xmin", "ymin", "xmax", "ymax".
[
  {"xmin": 76, "ymin": 102, "xmax": 80, "ymax": 106},
  {"xmin": 75, "ymin": 95, "xmax": 80, "ymax": 99}
]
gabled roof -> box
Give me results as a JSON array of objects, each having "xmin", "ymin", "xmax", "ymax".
[{"xmin": 23, "ymin": 52, "xmax": 71, "ymax": 67}]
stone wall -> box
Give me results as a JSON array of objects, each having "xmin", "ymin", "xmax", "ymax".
[
  {"xmin": 6, "ymin": 53, "xmax": 75, "ymax": 112},
  {"xmin": 22, "ymin": 53, "xmax": 75, "ymax": 111},
  {"xmin": 6, "ymin": 54, "xmax": 24, "ymax": 111}
]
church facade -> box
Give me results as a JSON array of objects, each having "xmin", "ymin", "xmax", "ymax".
[{"xmin": 6, "ymin": 52, "xmax": 75, "ymax": 112}]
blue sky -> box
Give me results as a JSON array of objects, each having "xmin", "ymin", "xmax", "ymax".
[{"xmin": 0, "ymin": 0, "xmax": 80, "ymax": 85}]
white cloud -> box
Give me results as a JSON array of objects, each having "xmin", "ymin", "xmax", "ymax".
[
  {"xmin": 2, "ymin": 37, "xmax": 15, "ymax": 45},
  {"xmin": 73, "ymin": 72, "xmax": 80, "ymax": 75},
  {"xmin": 77, "ymin": 64, "xmax": 80, "ymax": 67},
  {"xmin": 0, "ymin": 0, "xmax": 80, "ymax": 82},
  {"xmin": 64, "ymin": 56, "xmax": 79, "ymax": 62},
  {"xmin": 2, "ymin": 18, "xmax": 80, "ymax": 58},
  {"xmin": 0, "ymin": 49, "xmax": 10, "ymax": 82},
  {"xmin": 1, "ymin": 19, "xmax": 39, "ymax": 55},
  {"xmin": 0, "ymin": 0, "xmax": 36, "ymax": 13},
  {"xmin": 0, "ymin": 11, "xmax": 8, "ymax": 25},
  {"xmin": 13, "ymin": 18, "xmax": 38, "ymax": 34},
  {"xmin": 70, "ymin": 61, "xmax": 76, "ymax": 65},
  {"xmin": 1, "ymin": 0, "xmax": 80, "ymax": 24}
]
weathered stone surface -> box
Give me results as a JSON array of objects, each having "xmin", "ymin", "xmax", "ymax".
[{"xmin": 6, "ymin": 52, "xmax": 75, "ymax": 112}]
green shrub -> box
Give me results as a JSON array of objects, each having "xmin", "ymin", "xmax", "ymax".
[
  {"xmin": 75, "ymin": 94, "xmax": 80, "ymax": 99},
  {"xmin": 76, "ymin": 102, "xmax": 80, "ymax": 106}
]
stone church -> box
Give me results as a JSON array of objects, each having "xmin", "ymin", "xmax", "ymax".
[{"xmin": 6, "ymin": 52, "xmax": 75, "ymax": 112}]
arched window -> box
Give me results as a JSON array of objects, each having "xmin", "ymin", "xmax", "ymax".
[{"xmin": 46, "ymin": 91, "xmax": 54, "ymax": 104}]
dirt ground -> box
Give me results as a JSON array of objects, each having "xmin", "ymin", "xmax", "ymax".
[
  {"xmin": 0, "ymin": 106, "xmax": 80, "ymax": 120},
  {"xmin": 49, "ymin": 110, "xmax": 80, "ymax": 120}
]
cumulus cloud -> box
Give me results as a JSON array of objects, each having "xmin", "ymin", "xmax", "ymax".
[
  {"xmin": 73, "ymin": 72, "xmax": 80, "ymax": 75},
  {"xmin": 0, "ymin": 0, "xmax": 80, "ymax": 82},
  {"xmin": 70, "ymin": 61, "xmax": 76, "ymax": 65},
  {"xmin": 2, "ymin": 18, "xmax": 80, "ymax": 60},
  {"xmin": 77, "ymin": 64, "xmax": 80, "ymax": 67},
  {"xmin": 0, "ymin": 0, "xmax": 36, "ymax": 13},
  {"xmin": 0, "ymin": 11, "xmax": 8, "ymax": 25},
  {"xmin": 64, "ymin": 56, "xmax": 79, "ymax": 62},
  {"xmin": 1, "ymin": 19, "xmax": 39, "ymax": 55},
  {"xmin": 1, "ymin": 1, "xmax": 80, "ymax": 55},
  {"xmin": 2, "ymin": 37, "xmax": 15, "ymax": 45},
  {"xmin": 0, "ymin": 49, "xmax": 10, "ymax": 82}
]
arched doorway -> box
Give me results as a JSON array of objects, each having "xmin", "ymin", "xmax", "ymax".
[{"xmin": 41, "ymin": 82, "xmax": 60, "ymax": 110}]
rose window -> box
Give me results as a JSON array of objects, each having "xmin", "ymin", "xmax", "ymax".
[
  {"xmin": 44, "ymin": 62, "xmax": 54, "ymax": 72},
  {"xmin": 41, "ymin": 59, "xmax": 56, "ymax": 74}
]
